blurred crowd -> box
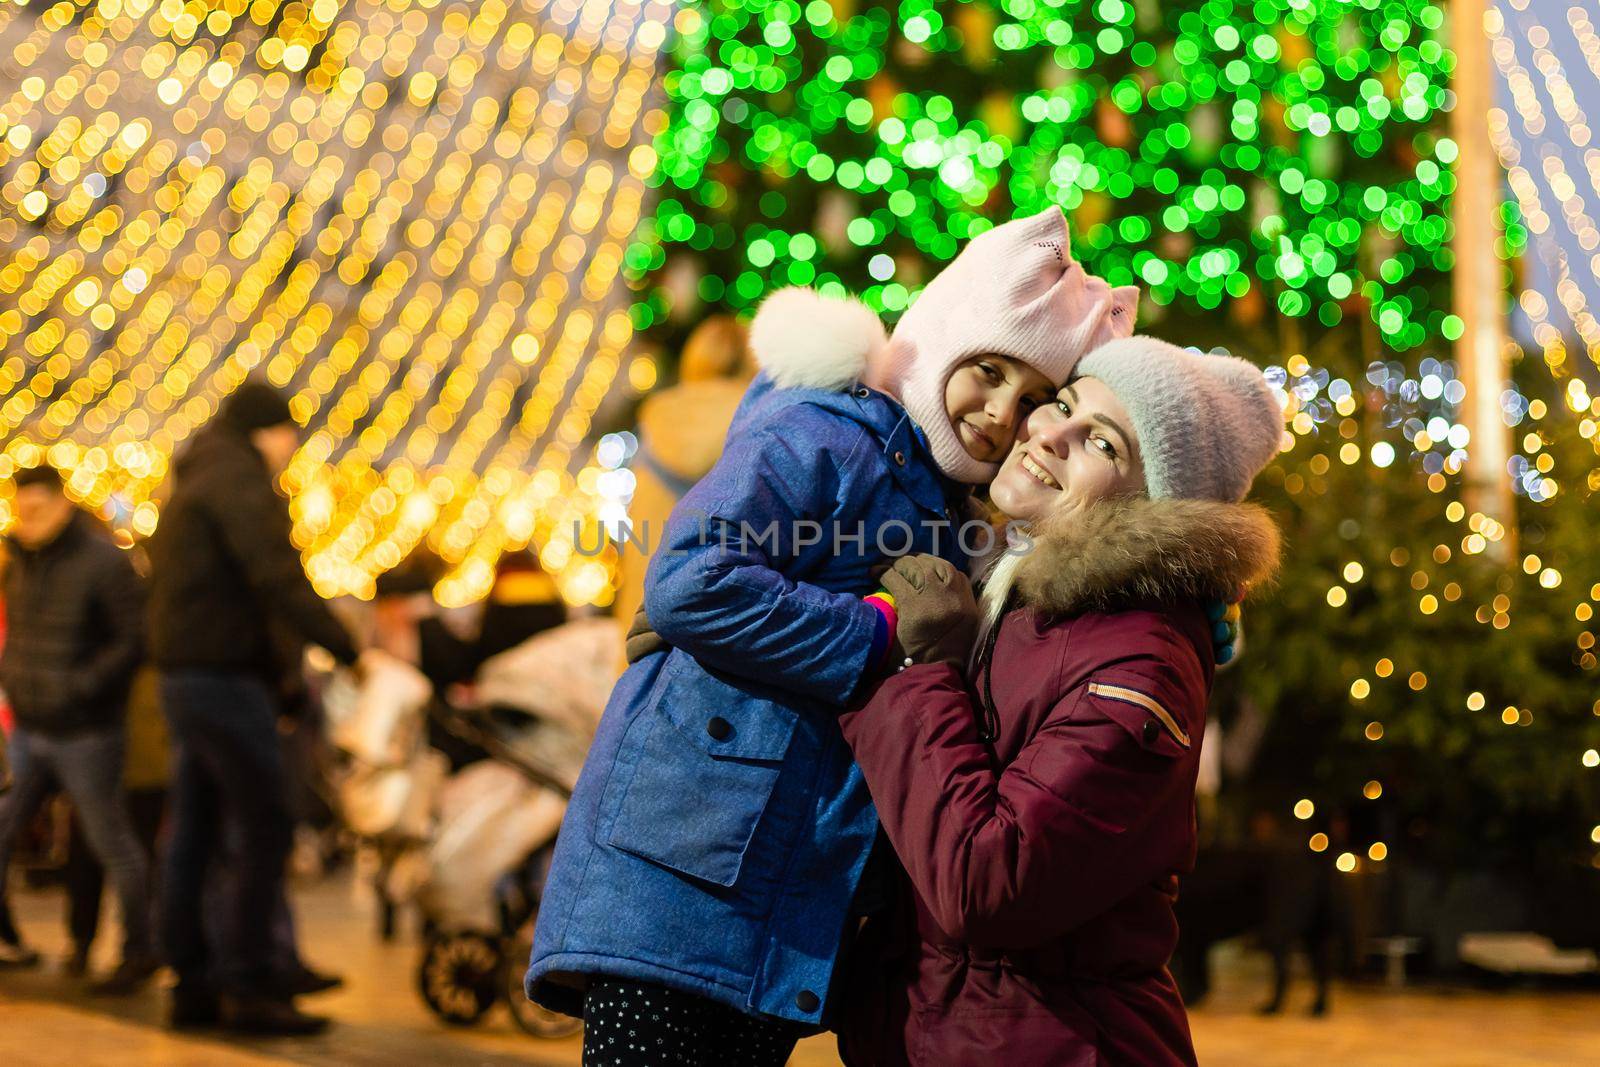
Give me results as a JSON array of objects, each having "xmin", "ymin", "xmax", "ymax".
[
  {"xmin": 0, "ymin": 381, "xmax": 576, "ymax": 1035},
  {"xmin": 0, "ymin": 316, "xmax": 753, "ymax": 1041}
]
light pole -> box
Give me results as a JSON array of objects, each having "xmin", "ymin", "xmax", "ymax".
[{"xmin": 1451, "ymin": 0, "xmax": 1516, "ymax": 544}]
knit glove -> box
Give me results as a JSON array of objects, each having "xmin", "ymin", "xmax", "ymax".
[
  {"xmin": 625, "ymin": 606, "xmax": 668, "ymax": 664},
  {"xmin": 879, "ymin": 554, "xmax": 979, "ymax": 669}
]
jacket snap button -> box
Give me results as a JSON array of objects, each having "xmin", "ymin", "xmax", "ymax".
[
  {"xmin": 893, "ymin": 450, "xmax": 906, "ymax": 466},
  {"xmin": 854, "ymin": 386, "xmax": 870, "ymax": 399},
  {"xmin": 706, "ymin": 716, "xmax": 733, "ymax": 741},
  {"xmin": 1142, "ymin": 719, "xmax": 1160, "ymax": 745},
  {"xmin": 795, "ymin": 989, "xmax": 820, "ymax": 1013}
]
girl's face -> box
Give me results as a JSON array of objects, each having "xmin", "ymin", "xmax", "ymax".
[
  {"xmin": 943, "ymin": 354, "xmax": 1055, "ymax": 463},
  {"xmin": 989, "ymin": 375, "xmax": 1146, "ymax": 524}
]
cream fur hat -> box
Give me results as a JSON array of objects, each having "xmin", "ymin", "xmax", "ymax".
[
  {"xmin": 868, "ymin": 206, "xmax": 1139, "ymax": 484},
  {"xmin": 1076, "ymin": 336, "xmax": 1284, "ymax": 502}
]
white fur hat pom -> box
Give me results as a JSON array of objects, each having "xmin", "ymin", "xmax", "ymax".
[{"xmin": 749, "ymin": 286, "xmax": 888, "ymax": 392}]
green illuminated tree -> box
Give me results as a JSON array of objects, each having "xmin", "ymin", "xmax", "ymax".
[
  {"xmin": 635, "ymin": 0, "xmax": 1457, "ymax": 359},
  {"xmin": 1215, "ymin": 357, "xmax": 1600, "ymax": 871}
]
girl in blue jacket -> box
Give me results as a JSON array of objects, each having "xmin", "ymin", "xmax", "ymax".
[{"xmin": 528, "ymin": 206, "xmax": 1138, "ymax": 1065}]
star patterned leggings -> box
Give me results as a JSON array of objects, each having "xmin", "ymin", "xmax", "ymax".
[{"xmin": 581, "ymin": 977, "xmax": 802, "ymax": 1066}]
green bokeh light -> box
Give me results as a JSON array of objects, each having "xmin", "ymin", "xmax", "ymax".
[{"xmin": 643, "ymin": 0, "xmax": 1458, "ymax": 352}]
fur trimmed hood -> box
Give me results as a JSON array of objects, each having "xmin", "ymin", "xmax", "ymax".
[
  {"xmin": 986, "ymin": 497, "xmax": 1281, "ymax": 619},
  {"xmin": 748, "ymin": 286, "xmax": 887, "ymax": 392}
]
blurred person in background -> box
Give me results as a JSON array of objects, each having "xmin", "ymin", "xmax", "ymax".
[
  {"xmin": 148, "ymin": 381, "xmax": 360, "ymax": 1035},
  {"xmin": 60, "ymin": 666, "xmax": 169, "ymax": 978},
  {"xmin": 0, "ymin": 464, "xmax": 154, "ymax": 993},
  {"xmin": 371, "ymin": 549, "xmax": 567, "ymax": 770},
  {"xmin": 417, "ymin": 550, "xmax": 567, "ymax": 690}
]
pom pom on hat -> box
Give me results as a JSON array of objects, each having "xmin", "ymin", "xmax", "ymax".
[
  {"xmin": 749, "ymin": 286, "xmax": 889, "ymax": 392},
  {"xmin": 1075, "ymin": 337, "xmax": 1284, "ymax": 503}
]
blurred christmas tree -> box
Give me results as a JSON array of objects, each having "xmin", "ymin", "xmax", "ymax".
[
  {"xmin": 634, "ymin": 0, "xmax": 1456, "ymax": 356},
  {"xmin": 634, "ymin": 0, "xmax": 1600, "ymax": 873},
  {"xmin": 1218, "ymin": 347, "xmax": 1600, "ymax": 873}
]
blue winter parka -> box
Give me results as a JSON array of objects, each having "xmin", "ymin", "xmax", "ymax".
[{"xmin": 527, "ymin": 289, "xmax": 971, "ymax": 1026}]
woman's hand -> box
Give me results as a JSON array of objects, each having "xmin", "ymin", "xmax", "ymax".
[{"xmin": 881, "ymin": 554, "xmax": 980, "ymax": 668}]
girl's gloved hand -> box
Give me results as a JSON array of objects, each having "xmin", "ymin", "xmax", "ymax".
[
  {"xmin": 880, "ymin": 554, "xmax": 979, "ymax": 669},
  {"xmin": 625, "ymin": 606, "xmax": 668, "ymax": 664},
  {"xmin": 1205, "ymin": 586, "xmax": 1247, "ymax": 667}
]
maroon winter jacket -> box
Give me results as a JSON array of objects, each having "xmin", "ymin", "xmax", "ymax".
[{"xmin": 837, "ymin": 498, "xmax": 1280, "ymax": 1067}]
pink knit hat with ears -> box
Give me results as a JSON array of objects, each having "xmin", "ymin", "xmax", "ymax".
[{"xmin": 865, "ymin": 206, "xmax": 1140, "ymax": 484}]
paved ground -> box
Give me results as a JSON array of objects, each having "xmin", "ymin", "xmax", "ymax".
[{"xmin": 1, "ymin": 873, "xmax": 1594, "ymax": 1065}]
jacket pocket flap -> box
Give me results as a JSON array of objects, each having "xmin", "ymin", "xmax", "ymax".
[
  {"xmin": 656, "ymin": 652, "xmax": 799, "ymax": 762},
  {"xmin": 606, "ymin": 710, "xmax": 779, "ymax": 887},
  {"xmin": 602, "ymin": 653, "xmax": 796, "ymax": 887},
  {"xmin": 1085, "ymin": 680, "xmax": 1191, "ymax": 757}
]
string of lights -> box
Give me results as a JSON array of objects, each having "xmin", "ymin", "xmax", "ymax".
[
  {"xmin": 0, "ymin": 0, "xmax": 675, "ymax": 608},
  {"xmin": 1488, "ymin": 2, "xmax": 1600, "ymax": 379}
]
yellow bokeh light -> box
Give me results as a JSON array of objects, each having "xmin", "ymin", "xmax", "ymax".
[
  {"xmin": 0, "ymin": 0, "xmax": 667, "ymax": 600},
  {"xmin": 629, "ymin": 356, "xmax": 658, "ymax": 392},
  {"xmin": 512, "ymin": 333, "xmax": 541, "ymax": 365}
]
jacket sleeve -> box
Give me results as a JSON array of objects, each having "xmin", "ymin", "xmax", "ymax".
[
  {"xmin": 203, "ymin": 470, "xmax": 359, "ymax": 666},
  {"xmin": 839, "ymin": 648, "xmax": 1201, "ymax": 949},
  {"xmin": 644, "ymin": 415, "xmax": 880, "ymax": 706},
  {"xmin": 70, "ymin": 547, "xmax": 146, "ymax": 705}
]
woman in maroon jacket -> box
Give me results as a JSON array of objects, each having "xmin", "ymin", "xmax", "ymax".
[{"xmin": 837, "ymin": 337, "xmax": 1283, "ymax": 1066}]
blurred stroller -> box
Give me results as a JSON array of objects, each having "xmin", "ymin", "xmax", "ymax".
[{"xmin": 325, "ymin": 617, "xmax": 619, "ymax": 1038}]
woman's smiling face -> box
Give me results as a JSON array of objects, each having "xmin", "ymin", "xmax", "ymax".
[
  {"xmin": 943, "ymin": 353, "xmax": 1056, "ymax": 463},
  {"xmin": 989, "ymin": 375, "xmax": 1146, "ymax": 524}
]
